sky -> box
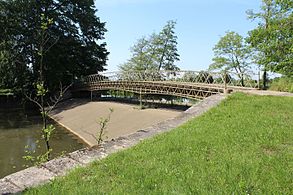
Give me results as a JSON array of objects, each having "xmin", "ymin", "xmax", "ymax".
[{"xmin": 94, "ymin": 0, "xmax": 261, "ymax": 72}]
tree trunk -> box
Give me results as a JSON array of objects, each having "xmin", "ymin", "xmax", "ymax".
[{"xmin": 158, "ymin": 39, "xmax": 169, "ymax": 71}]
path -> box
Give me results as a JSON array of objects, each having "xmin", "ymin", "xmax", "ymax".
[{"xmin": 241, "ymin": 89, "xmax": 293, "ymax": 97}]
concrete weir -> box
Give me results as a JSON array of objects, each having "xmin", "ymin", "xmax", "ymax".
[
  {"xmin": 0, "ymin": 94, "xmax": 226, "ymax": 194},
  {"xmin": 49, "ymin": 99, "xmax": 182, "ymax": 147}
]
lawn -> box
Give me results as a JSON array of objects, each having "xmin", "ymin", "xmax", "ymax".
[{"xmin": 25, "ymin": 93, "xmax": 293, "ymax": 194}]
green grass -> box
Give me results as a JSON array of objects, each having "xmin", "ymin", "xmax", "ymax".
[
  {"xmin": 269, "ymin": 77, "xmax": 293, "ymax": 93},
  {"xmin": 25, "ymin": 93, "xmax": 293, "ymax": 194}
]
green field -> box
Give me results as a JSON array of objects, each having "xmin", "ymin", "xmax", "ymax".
[{"xmin": 25, "ymin": 93, "xmax": 293, "ymax": 194}]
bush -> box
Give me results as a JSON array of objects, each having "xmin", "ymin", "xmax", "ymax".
[
  {"xmin": 269, "ymin": 77, "xmax": 293, "ymax": 93},
  {"xmin": 0, "ymin": 88, "xmax": 13, "ymax": 95}
]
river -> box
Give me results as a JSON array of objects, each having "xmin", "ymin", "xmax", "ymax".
[{"xmin": 0, "ymin": 105, "xmax": 84, "ymax": 178}]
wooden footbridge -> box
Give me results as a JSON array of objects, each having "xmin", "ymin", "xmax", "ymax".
[{"xmin": 73, "ymin": 70, "xmax": 259, "ymax": 100}]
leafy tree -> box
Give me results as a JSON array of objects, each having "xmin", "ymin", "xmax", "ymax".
[
  {"xmin": 0, "ymin": 0, "xmax": 109, "ymax": 163},
  {"xmin": 119, "ymin": 20, "xmax": 180, "ymax": 72},
  {"xmin": 247, "ymin": 0, "xmax": 293, "ymax": 87},
  {"xmin": 0, "ymin": 0, "xmax": 109, "ymax": 93},
  {"xmin": 0, "ymin": 0, "xmax": 33, "ymax": 91},
  {"xmin": 209, "ymin": 31, "xmax": 251, "ymax": 86},
  {"xmin": 156, "ymin": 20, "xmax": 180, "ymax": 71},
  {"xmin": 120, "ymin": 36, "xmax": 157, "ymax": 72}
]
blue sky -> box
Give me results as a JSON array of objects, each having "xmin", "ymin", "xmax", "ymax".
[{"xmin": 94, "ymin": 0, "xmax": 261, "ymax": 71}]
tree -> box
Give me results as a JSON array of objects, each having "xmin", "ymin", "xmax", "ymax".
[
  {"xmin": 0, "ymin": 0, "xmax": 109, "ymax": 93},
  {"xmin": 0, "ymin": 0, "xmax": 109, "ymax": 162},
  {"xmin": 119, "ymin": 36, "xmax": 157, "ymax": 72},
  {"xmin": 209, "ymin": 31, "xmax": 251, "ymax": 86},
  {"xmin": 119, "ymin": 20, "xmax": 180, "ymax": 72},
  {"xmin": 247, "ymin": 0, "xmax": 293, "ymax": 86},
  {"xmin": 156, "ymin": 20, "xmax": 180, "ymax": 71},
  {"xmin": 0, "ymin": 0, "xmax": 33, "ymax": 91}
]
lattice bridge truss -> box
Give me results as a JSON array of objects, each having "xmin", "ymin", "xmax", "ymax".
[{"xmin": 73, "ymin": 70, "xmax": 260, "ymax": 100}]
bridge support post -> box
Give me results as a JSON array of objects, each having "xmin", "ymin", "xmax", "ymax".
[
  {"xmin": 139, "ymin": 90, "xmax": 142, "ymax": 109},
  {"xmin": 224, "ymin": 70, "xmax": 228, "ymax": 94},
  {"xmin": 257, "ymin": 71, "xmax": 261, "ymax": 90}
]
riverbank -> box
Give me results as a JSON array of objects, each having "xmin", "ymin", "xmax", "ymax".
[
  {"xmin": 50, "ymin": 99, "xmax": 183, "ymax": 147},
  {"xmin": 25, "ymin": 93, "xmax": 293, "ymax": 194},
  {"xmin": 0, "ymin": 94, "xmax": 225, "ymax": 194}
]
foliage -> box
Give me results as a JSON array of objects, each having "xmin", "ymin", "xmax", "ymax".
[
  {"xmin": 42, "ymin": 125, "xmax": 55, "ymax": 142},
  {"xmin": 25, "ymin": 83, "xmax": 52, "ymax": 162},
  {"xmin": 196, "ymin": 71, "xmax": 214, "ymax": 83},
  {"xmin": 25, "ymin": 82, "xmax": 70, "ymax": 163},
  {"xmin": 23, "ymin": 140, "xmax": 53, "ymax": 167},
  {"xmin": 269, "ymin": 76, "xmax": 293, "ymax": 92},
  {"xmin": 0, "ymin": 88, "xmax": 13, "ymax": 95},
  {"xmin": 247, "ymin": 0, "xmax": 293, "ymax": 76},
  {"xmin": 209, "ymin": 31, "xmax": 251, "ymax": 86},
  {"xmin": 182, "ymin": 71, "xmax": 214, "ymax": 83},
  {"xmin": 0, "ymin": 0, "xmax": 109, "ymax": 93},
  {"xmin": 96, "ymin": 108, "xmax": 114, "ymax": 145},
  {"xmin": 119, "ymin": 20, "xmax": 180, "ymax": 72},
  {"xmin": 24, "ymin": 93, "xmax": 293, "ymax": 194},
  {"xmin": 182, "ymin": 71, "xmax": 198, "ymax": 82}
]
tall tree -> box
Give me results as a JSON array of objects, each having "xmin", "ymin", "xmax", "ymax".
[
  {"xmin": 247, "ymin": 0, "xmax": 293, "ymax": 86},
  {"xmin": 119, "ymin": 36, "xmax": 157, "ymax": 72},
  {"xmin": 209, "ymin": 31, "xmax": 251, "ymax": 86},
  {"xmin": 0, "ymin": 0, "xmax": 33, "ymax": 91},
  {"xmin": 156, "ymin": 20, "xmax": 180, "ymax": 71},
  {"xmin": 0, "ymin": 0, "xmax": 109, "ymax": 93},
  {"xmin": 119, "ymin": 20, "xmax": 180, "ymax": 72}
]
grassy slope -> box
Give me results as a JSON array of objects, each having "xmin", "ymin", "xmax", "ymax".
[
  {"xmin": 26, "ymin": 93, "xmax": 293, "ymax": 194},
  {"xmin": 269, "ymin": 77, "xmax": 293, "ymax": 93}
]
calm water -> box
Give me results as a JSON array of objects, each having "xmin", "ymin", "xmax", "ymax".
[{"xmin": 0, "ymin": 106, "xmax": 84, "ymax": 178}]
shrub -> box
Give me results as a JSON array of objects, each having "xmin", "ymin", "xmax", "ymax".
[
  {"xmin": 269, "ymin": 77, "xmax": 293, "ymax": 93},
  {"xmin": 0, "ymin": 88, "xmax": 13, "ymax": 95}
]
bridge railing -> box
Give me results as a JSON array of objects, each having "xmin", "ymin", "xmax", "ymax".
[{"xmin": 78, "ymin": 70, "xmax": 259, "ymax": 89}]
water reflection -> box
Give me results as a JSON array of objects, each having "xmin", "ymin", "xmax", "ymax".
[{"xmin": 0, "ymin": 107, "xmax": 84, "ymax": 178}]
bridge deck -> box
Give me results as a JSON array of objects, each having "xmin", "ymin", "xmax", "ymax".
[
  {"xmin": 73, "ymin": 71, "xmax": 259, "ymax": 99},
  {"xmin": 75, "ymin": 81, "xmax": 224, "ymax": 99}
]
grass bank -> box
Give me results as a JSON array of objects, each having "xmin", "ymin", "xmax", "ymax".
[
  {"xmin": 269, "ymin": 76, "xmax": 293, "ymax": 93},
  {"xmin": 25, "ymin": 93, "xmax": 293, "ymax": 194}
]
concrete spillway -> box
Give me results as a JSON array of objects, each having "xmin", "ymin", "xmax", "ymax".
[{"xmin": 50, "ymin": 99, "xmax": 181, "ymax": 147}]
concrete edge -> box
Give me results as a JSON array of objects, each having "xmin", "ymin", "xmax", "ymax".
[
  {"xmin": 0, "ymin": 94, "xmax": 227, "ymax": 194},
  {"xmin": 48, "ymin": 115, "xmax": 93, "ymax": 147}
]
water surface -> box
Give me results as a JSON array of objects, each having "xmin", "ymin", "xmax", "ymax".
[{"xmin": 0, "ymin": 107, "xmax": 84, "ymax": 178}]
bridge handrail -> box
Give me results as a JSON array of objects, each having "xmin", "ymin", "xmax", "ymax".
[{"xmin": 78, "ymin": 70, "xmax": 259, "ymax": 89}]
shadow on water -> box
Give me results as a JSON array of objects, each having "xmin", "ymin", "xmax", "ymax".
[{"xmin": 0, "ymin": 101, "xmax": 85, "ymax": 179}]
